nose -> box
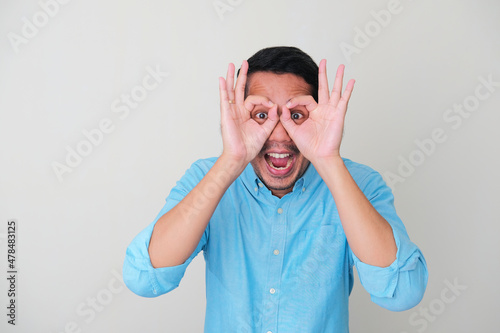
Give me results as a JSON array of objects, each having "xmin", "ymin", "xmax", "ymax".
[{"xmin": 268, "ymin": 108, "xmax": 291, "ymax": 142}]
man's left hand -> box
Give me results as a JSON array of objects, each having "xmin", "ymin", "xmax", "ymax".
[{"xmin": 280, "ymin": 60, "xmax": 355, "ymax": 165}]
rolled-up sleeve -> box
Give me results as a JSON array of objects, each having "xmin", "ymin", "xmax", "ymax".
[
  {"xmin": 123, "ymin": 159, "xmax": 214, "ymax": 297},
  {"xmin": 350, "ymin": 169, "xmax": 428, "ymax": 311}
]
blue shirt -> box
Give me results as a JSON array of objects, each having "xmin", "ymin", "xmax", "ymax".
[{"xmin": 123, "ymin": 157, "xmax": 428, "ymax": 332}]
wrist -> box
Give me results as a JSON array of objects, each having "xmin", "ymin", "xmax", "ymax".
[
  {"xmin": 311, "ymin": 154, "xmax": 345, "ymax": 177},
  {"xmin": 217, "ymin": 152, "xmax": 249, "ymax": 181},
  {"xmin": 311, "ymin": 153, "xmax": 343, "ymax": 168}
]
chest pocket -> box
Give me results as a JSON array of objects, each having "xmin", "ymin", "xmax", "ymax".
[{"xmin": 291, "ymin": 224, "xmax": 348, "ymax": 287}]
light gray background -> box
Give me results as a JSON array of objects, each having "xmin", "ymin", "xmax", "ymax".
[{"xmin": 1, "ymin": 0, "xmax": 499, "ymax": 332}]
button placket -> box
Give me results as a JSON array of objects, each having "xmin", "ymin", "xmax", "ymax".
[{"xmin": 261, "ymin": 200, "xmax": 288, "ymax": 332}]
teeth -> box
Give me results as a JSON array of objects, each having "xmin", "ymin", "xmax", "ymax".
[{"xmin": 267, "ymin": 153, "xmax": 290, "ymax": 158}]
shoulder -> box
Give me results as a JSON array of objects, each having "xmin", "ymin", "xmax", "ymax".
[
  {"xmin": 342, "ymin": 158, "xmax": 378, "ymax": 179},
  {"xmin": 188, "ymin": 157, "xmax": 218, "ymax": 173},
  {"xmin": 342, "ymin": 158, "xmax": 386, "ymax": 192},
  {"xmin": 174, "ymin": 157, "xmax": 218, "ymax": 189}
]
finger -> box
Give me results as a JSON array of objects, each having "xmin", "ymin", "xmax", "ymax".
[
  {"xmin": 244, "ymin": 95, "xmax": 274, "ymax": 112},
  {"xmin": 219, "ymin": 77, "xmax": 235, "ymax": 128},
  {"xmin": 329, "ymin": 64, "xmax": 345, "ymax": 107},
  {"xmin": 335, "ymin": 79, "xmax": 355, "ymax": 114},
  {"xmin": 225, "ymin": 63, "xmax": 235, "ymax": 102},
  {"xmin": 286, "ymin": 95, "xmax": 318, "ymax": 112},
  {"xmin": 260, "ymin": 104, "xmax": 279, "ymax": 135},
  {"xmin": 318, "ymin": 59, "xmax": 329, "ymax": 104},
  {"xmin": 235, "ymin": 60, "xmax": 248, "ymax": 105},
  {"xmin": 219, "ymin": 77, "xmax": 228, "ymax": 103},
  {"xmin": 219, "ymin": 77, "xmax": 231, "ymax": 114},
  {"xmin": 279, "ymin": 104, "xmax": 299, "ymax": 139}
]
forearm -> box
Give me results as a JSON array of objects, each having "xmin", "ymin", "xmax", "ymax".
[
  {"xmin": 148, "ymin": 155, "xmax": 245, "ymax": 268},
  {"xmin": 314, "ymin": 157, "xmax": 397, "ymax": 267}
]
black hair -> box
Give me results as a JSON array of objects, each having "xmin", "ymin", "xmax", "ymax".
[{"xmin": 239, "ymin": 46, "xmax": 319, "ymax": 101}]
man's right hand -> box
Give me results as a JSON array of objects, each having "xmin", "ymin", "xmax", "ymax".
[{"xmin": 218, "ymin": 61, "xmax": 278, "ymax": 167}]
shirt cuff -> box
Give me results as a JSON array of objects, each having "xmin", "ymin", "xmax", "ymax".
[
  {"xmin": 351, "ymin": 229, "xmax": 426, "ymax": 300},
  {"xmin": 352, "ymin": 251, "xmax": 400, "ymax": 298},
  {"xmin": 123, "ymin": 249, "xmax": 192, "ymax": 297}
]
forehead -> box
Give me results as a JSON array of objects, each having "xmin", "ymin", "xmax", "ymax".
[{"xmin": 246, "ymin": 72, "xmax": 313, "ymax": 99}]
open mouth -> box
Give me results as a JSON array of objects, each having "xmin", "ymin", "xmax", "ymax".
[{"xmin": 265, "ymin": 152, "xmax": 294, "ymax": 171}]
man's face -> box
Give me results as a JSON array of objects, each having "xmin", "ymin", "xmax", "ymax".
[{"xmin": 247, "ymin": 72, "xmax": 313, "ymax": 198}]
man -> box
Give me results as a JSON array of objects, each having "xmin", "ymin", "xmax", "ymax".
[{"xmin": 123, "ymin": 46, "xmax": 428, "ymax": 332}]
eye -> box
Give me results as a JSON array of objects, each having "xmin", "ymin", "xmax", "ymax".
[
  {"xmin": 256, "ymin": 112, "xmax": 268, "ymax": 120},
  {"xmin": 252, "ymin": 111, "xmax": 269, "ymax": 124},
  {"xmin": 290, "ymin": 111, "xmax": 307, "ymax": 124}
]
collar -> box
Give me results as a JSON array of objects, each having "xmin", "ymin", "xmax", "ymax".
[{"xmin": 239, "ymin": 161, "xmax": 319, "ymax": 197}]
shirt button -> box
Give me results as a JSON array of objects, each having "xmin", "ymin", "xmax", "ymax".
[
  {"xmin": 277, "ymin": 208, "xmax": 283, "ymax": 214},
  {"xmin": 270, "ymin": 288, "xmax": 276, "ymax": 294},
  {"xmin": 254, "ymin": 187, "xmax": 258, "ymax": 192},
  {"xmin": 273, "ymin": 249, "xmax": 280, "ymax": 255},
  {"xmin": 302, "ymin": 187, "xmax": 306, "ymax": 192},
  {"xmin": 258, "ymin": 183, "xmax": 264, "ymax": 188}
]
